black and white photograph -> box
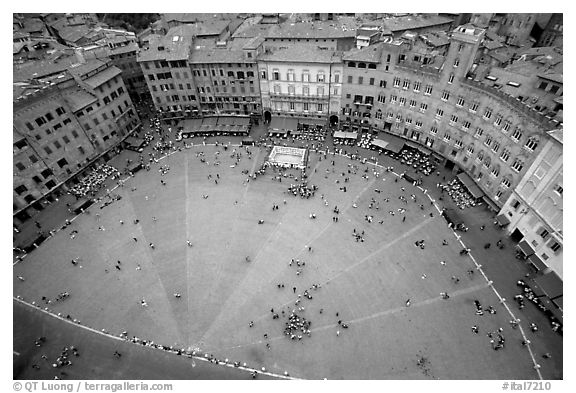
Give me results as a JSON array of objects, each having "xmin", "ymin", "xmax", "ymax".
[{"xmin": 11, "ymin": 3, "xmax": 566, "ymax": 388}]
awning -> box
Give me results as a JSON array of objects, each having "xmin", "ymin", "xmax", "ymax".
[
  {"xmin": 482, "ymin": 195, "xmax": 500, "ymax": 211},
  {"xmin": 124, "ymin": 136, "xmax": 146, "ymax": 147},
  {"xmin": 333, "ymin": 131, "xmax": 358, "ymax": 139},
  {"xmin": 457, "ymin": 172, "xmax": 484, "ymax": 199},
  {"xmin": 457, "ymin": 172, "xmax": 475, "ymax": 189},
  {"xmin": 467, "ymin": 184, "xmax": 484, "ymax": 199},
  {"xmin": 180, "ymin": 118, "xmax": 203, "ymax": 131},
  {"xmin": 517, "ymin": 239, "xmax": 535, "ymax": 256},
  {"xmin": 495, "ymin": 213, "xmax": 511, "ymax": 226},
  {"xmin": 300, "ymin": 118, "xmax": 325, "ymax": 127},
  {"xmin": 379, "ymin": 133, "xmax": 404, "ymax": 153},
  {"xmin": 269, "ymin": 117, "xmax": 298, "ymax": 131},
  {"xmin": 203, "ymin": 117, "xmax": 217, "ymax": 126},
  {"xmin": 527, "ymin": 254, "xmax": 548, "ymax": 272},
  {"xmin": 533, "ymin": 271, "xmax": 562, "ymax": 299},
  {"xmin": 404, "ymin": 141, "xmax": 420, "ymax": 150},
  {"xmin": 441, "ymin": 208, "xmax": 464, "ymax": 226},
  {"xmin": 418, "ymin": 146, "xmax": 432, "ymax": 155},
  {"xmin": 371, "ymin": 139, "xmax": 389, "ymax": 149}
]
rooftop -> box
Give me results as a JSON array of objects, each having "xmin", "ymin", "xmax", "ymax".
[
  {"xmin": 58, "ymin": 25, "xmax": 91, "ymax": 44},
  {"xmin": 232, "ymin": 23, "xmax": 274, "ymax": 39},
  {"xmin": 258, "ymin": 45, "xmax": 342, "ymax": 64},
  {"xmin": 381, "ymin": 15, "xmax": 453, "ymax": 33},
  {"xmin": 137, "ymin": 28, "xmax": 194, "ymax": 62},
  {"xmin": 67, "ymin": 58, "xmax": 110, "ymax": 79},
  {"xmin": 266, "ymin": 20, "xmax": 358, "ymax": 39},
  {"xmin": 483, "ymin": 39, "xmax": 504, "ymax": 51},
  {"xmin": 81, "ymin": 65, "xmax": 122, "ymax": 89},
  {"xmin": 419, "ymin": 31, "xmax": 450, "ymax": 47},
  {"xmin": 342, "ymin": 42, "xmax": 384, "ymax": 62},
  {"xmin": 62, "ymin": 88, "xmax": 98, "ymax": 112},
  {"xmin": 164, "ymin": 13, "xmax": 232, "ymax": 24},
  {"xmin": 547, "ymin": 129, "xmax": 563, "ymax": 144},
  {"xmin": 537, "ymin": 72, "xmax": 563, "ymax": 84},
  {"xmin": 167, "ymin": 20, "xmax": 231, "ymax": 38},
  {"xmin": 13, "ymin": 57, "xmax": 76, "ymax": 82}
]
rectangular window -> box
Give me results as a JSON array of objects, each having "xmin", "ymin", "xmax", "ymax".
[
  {"xmin": 413, "ymin": 81, "xmax": 421, "ymax": 92},
  {"xmin": 430, "ymin": 126, "xmax": 438, "ymax": 135},
  {"xmin": 435, "ymin": 108, "xmax": 443, "ymax": 118},
  {"xmin": 317, "ymin": 103, "xmax": 323, "ymax": 112},
  {"xmin": 303, "ymin": 102, "xmax": 309, "ymax": 111},
  {"xmin": 35, "ymin": 116, "xmax": 47, "ymax": 127},
  {"xmin": 347, "ymin": 75, "xmax": 353, "ymax": 83},
  {"xmin": 539, "ymin": 227, "xmax": 550, "ymax": 239},
  {"xmin": 369, "ymin": 78, "xmax": 374, "ymax": 85},
  {"xmin": 474, "ymin": 127, "xmax": 483, "ymax": 138},
  {"xmin": 419, "ymin": 103, "xmax": 427, "ymax": 112},
  {"xmin": 483, "ymin": 107, "xmax": 493, "ymax": 120},
  {"xmin": 358, "ymin": 76, "xmax": 363, "ymax": 84},
  {"xmin": 399, "ymin": 97, "xmax": 406, "ymax": 106},
  {"xmin": 380, "ymin": 80, "xmax": 387, "ymax": 88},
  {"xmin": 402, "ymin": 79, "xmax": 410, "ymax": 89},
  {"xmin": 53, "ymin": 140, "xmax": 61, "ymax": 149},
  {"xmin": 393, "ymin": 77, "xmax": 401, "ymax": 87},
  {"xmin": 554, "ymin": 184, "xmax": 563, "ymax": 196},
  {"xmin": 441, "ymin": 90, "xmax": 450, "ymax": 101},
  {"xmin": 456, "ymin": 96, "xmax": 465, "ymax": 107},
  {"xmin": 424, "ymin": 85, "xmax": 433, "ymax": 95},
  {"xmin": 44, "ymin": 146, "xmax": 52, "ymax": 155},
  {"xmin": 448, "ymin": 73, "xmax": 454, "ymax": 84},
  {"xmin": 549, "ymin": 241, "xmax": 561, "ymax": 253}
]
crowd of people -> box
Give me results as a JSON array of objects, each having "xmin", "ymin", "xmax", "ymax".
[
  {"xmin": 68, "ymin": 164, "xmax": 120, "ymax": 199},
  {"xmin": 288, "ymin": 182, "xmax": 317, "ymax": 199},
  {"xmin": 439, "ymin": 178, "xmax": 479, "ymax": 210}
]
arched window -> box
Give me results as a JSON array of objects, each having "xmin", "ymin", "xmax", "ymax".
[
  {"xmin": 358, "ymin": 62, "xmax": 366, "ymax": 68},
  {"xmin": 347, "ymin": 62, "xmax": 356, "ymax": 68},
  {"xmin": 524, "ymin": 136, "xmax": 539, "ymax": 152}
]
